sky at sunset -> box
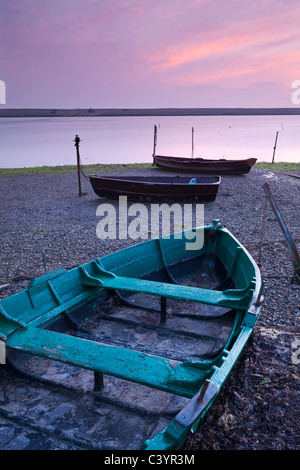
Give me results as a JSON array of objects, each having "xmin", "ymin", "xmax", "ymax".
[{"xmin": 1, "ymin": 0, "xmax": 300, "ymax": 109}]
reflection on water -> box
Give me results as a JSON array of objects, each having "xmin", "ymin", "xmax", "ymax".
[{"xmin": 0, "ymin": 115, "xmax": 299, "ymax": 168}]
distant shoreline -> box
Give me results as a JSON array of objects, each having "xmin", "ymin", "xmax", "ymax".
[{"xmin": 1, "ymin": 107, "xmax": 300, "ymax": 118}]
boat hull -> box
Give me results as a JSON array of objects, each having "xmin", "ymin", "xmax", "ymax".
[
  {"xmin": 153, "ymin": 155, "xmax": 257, "ymax": 175},
  {"xmin": 89, "ymin": 174, "xmax": 220, "ymax": 201}
]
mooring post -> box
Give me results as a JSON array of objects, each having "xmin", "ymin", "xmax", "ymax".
[
  {"xmin": 152, "ymin": 125, "xmax": 157, "ymax": 165},
  {"xmin": 74, "ymin": 134, "xmax": 83, "ymax": 196},
  {"xmin": 272, "ymin": 131, "xmax": 279, "ymax": 163}
]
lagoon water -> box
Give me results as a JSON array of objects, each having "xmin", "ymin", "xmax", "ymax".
[{"xmin": 0, "ymin": 114, "xmax": 299, "ymax": 168}]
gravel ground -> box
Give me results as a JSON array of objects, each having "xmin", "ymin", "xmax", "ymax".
[{"xmin": 0, "ymin": 165, "xmax": 299, "ymax": 450}]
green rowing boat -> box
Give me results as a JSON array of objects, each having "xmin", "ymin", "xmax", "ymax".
[{"xmin": 0, "ymin": 220, "xmax": 262, "ymax": 450}]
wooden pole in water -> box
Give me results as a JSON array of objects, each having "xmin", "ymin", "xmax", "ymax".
[
  {"xmin": 272, "ymin": 131, "xmax": 279, "ymax": 163},
  {"xmin": 191, "ymin": 127, "xmax": 194, "ymax": 159},
  {"xmin": 74, "ymin": 134, "xmax": 82, "ymax": 196}
]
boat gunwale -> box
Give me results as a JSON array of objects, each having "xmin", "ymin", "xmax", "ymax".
[
  {"xmin": 89, "ymin": 174, "xmax": 221, "ymax": 186},
  {"xmin": 89, "ymin": 174, "xmax": 221, "ymax": 185}
]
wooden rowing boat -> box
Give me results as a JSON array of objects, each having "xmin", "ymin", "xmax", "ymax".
[
  {"xmin": 151, "ymin": 125, "xmax": 257, "ymax": 175},
  {"xmin": 0, "ymin": 220, "xmax": 262, "ymax": 450},
  {"xmin": 89, "ymin": 174, "xmax": 221, "ymax": 201},
  {"xmin": 153, "ymin": 154, "xmax": 257, "ymax": 175}
]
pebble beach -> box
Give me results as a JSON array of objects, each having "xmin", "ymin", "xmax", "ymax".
[
  {"xmin": 1, "ymin": 165, "xmax": 299, "ymax": 327},
  {"xmin": 0, "ymin": 164, "xmax": 299, "ymax": 450}
]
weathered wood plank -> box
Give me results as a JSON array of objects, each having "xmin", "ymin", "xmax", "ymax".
[{"xmin": 6, "ymin": 327, "xmax": 208, "ymax": 397}]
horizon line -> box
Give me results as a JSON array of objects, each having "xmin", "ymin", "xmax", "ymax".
[{"xmin": 0, "ymin": 106, "xmax": 300, "ymax": 117}]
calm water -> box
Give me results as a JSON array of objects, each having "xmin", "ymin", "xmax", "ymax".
[{"xmin": 0, "ymin": 115, "xmax": 299, "ymax": 168}]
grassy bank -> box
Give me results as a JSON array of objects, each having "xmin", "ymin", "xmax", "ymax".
[
  {"xmin": 0, "ymin": 161, "xmax": 299, "ymax": 176},
  {"xmin": 254, "ymin": 161, "xmax": 300, "ymax": 171}
]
